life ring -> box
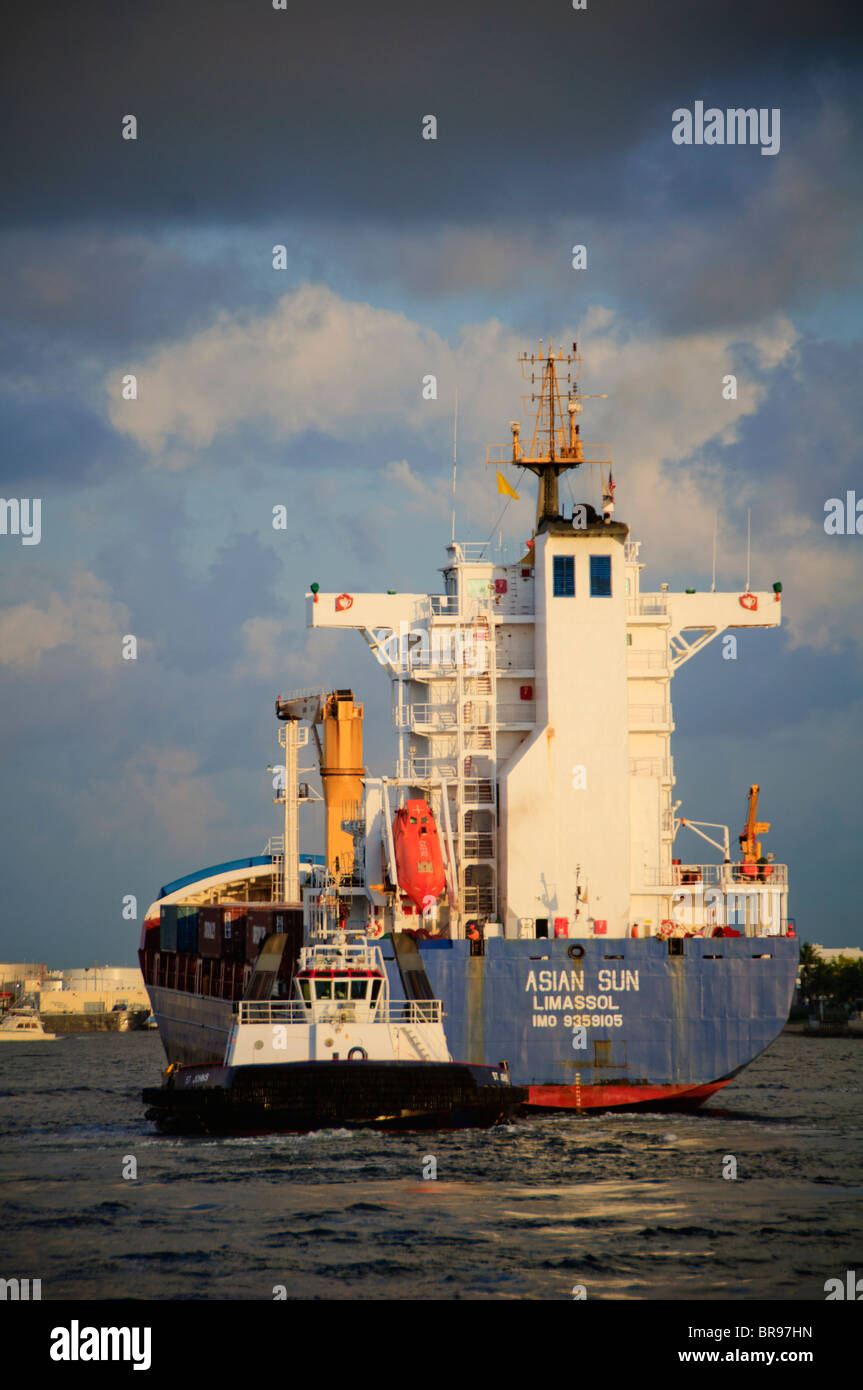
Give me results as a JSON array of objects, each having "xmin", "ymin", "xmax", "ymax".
[
  {"xmin": 567, "ymin": 943, "xmax": 585, "ymax": 960},
  {"xmin": 739, "ymin": 592, "xmax": 758, "ymax": 611},
  {"xmin": 347, "ymin": 1046, "xmax": 367, "ymax": 1061},
  {"xmin": 367, "ymin": 920, "xmax": 384, "ymax": 939},
  {"xmin": 335, "ymin": 593, "xmax": 353, "ymax": 612}
]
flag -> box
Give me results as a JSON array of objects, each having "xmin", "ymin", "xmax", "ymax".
[{"xmin": 497, "ymin": 470, "xmax": 519, "ymax": 499}]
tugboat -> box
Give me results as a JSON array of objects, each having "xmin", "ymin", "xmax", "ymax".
[{"xmin": 142, "ymin": 931, "xmax": 523, "ymax": 1133}]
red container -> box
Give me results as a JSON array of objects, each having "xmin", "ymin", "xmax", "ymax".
[
  {"xmin": 223, "ymin": 908, "xmax": 248, "ymax": 963},
  {"xmin": 553, "ymin": 917, "xmax": 569, "ymax": 938},
  {"xmin": 244, "ymin": 904, "xmax": 304, "ymax": 964},
  {"xmin": 198, "ymin": 906, "xmax": 224, "ymax": 958}
]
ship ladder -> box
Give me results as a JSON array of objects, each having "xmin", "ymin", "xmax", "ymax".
[{"xmin": 402, "ymin": 1027, "xmax": 433, "ymax": 1062}]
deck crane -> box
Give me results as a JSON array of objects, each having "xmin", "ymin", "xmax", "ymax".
[{"xmin": 739, "ymin": 784, "xmax": 771, "ymax": 866}]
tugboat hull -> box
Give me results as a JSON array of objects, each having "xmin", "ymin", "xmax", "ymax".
[{"xmin": 143, "ymin": 1060, "xmax": 524, "ymax": 1134}]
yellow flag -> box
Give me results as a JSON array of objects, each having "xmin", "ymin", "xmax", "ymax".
[{"xmin": 496, "ymin": 469, "xmax": 519, "ymax": 499}]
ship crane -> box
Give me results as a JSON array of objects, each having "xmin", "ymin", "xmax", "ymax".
[
  {"xmin": 739, "ymin": 784, "xmax": 771, "ymax": 865},
  {"xmin": 274, "ymin": 687, "xmax": 365, "ymax": 893},
  {"xmin": 675, "ymin": 810, "xmax": 731, "ymax": 862}
]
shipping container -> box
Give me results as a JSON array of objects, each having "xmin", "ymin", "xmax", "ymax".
[
  {"xmin": 159, "ymin": 904, "xmax": 178, "ymax": 953},
  {"xmin": 198, "ymin": 906, "xmax": 224, "ymax": 958},
  {"xmin": 222, "ymin": 908, "xmax": 247, "ymax": 963},
  {"xmin": 244, "ymin": 916, "xmax": 270, "ymax": 963},
  {"xmin": 177, "ymin": 909, "xmax": 199, "ymax": 955}
]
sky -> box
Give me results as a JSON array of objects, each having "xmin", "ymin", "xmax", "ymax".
[{"xmin": 1, "ymin": 0, "xmax": 861, "ymax": 966}]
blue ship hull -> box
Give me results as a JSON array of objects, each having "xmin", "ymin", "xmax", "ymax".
[
  {"xmin": 380, "ymin": 935, "xmax": 799, "ymax": 1108},
  {"xmin": 144, "ymin": 933, "xmax": 799, "ymax": 1111}
]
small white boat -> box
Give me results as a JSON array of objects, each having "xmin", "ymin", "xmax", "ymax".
[{"xmin": 0, "ymin": 1008, "xmax": 57, "ymax": 1041}]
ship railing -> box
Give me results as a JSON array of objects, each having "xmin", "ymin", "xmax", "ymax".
[
  {"xmin": 448, "ymin": 540, "xmax": 515, "ymax": 564},
  {"xmin": 628, "ymin": 703, "xmax": 672, "ymax": 725},
  {"xmin": 462, "ymin": 833, "xmax": 495, "ymax": 860},
  {"xmin": 395, "ymin": 703, "xmax": 458, "ymax": 729},
  {"xmin": 451, "ymin": 541, "xmax": 496, "ymax": 561},
  {"xmin": 626, "ymin": 649, "xmax": 669, "ymax": 670},
  {"xmin": 626, "ymin": 597, "xmax": 669, "ymax": 618},
  {"xmin": 428, "ymin": 595, "xmax": 459, "ymax": 615},
  {"xmin": 462, "ymin": 778, "xmax": 495, "ymax": 804},
  {"xmin": 461, "ymin": 886, "xmax": 496, "ymax": 914},
  {"xmin": 382, "ymin": 1001, "xmax": 442, "ymax": 1023},
  {"xmin": 625, "ymin": 541, "xmax": 641, "ymax": 563},
  {"xmin": 498, "ymin": 701, "xmax": 536, "ymax": 724},
  {"xmin": 237, "ymin": 1000, "xmax": 442, "ymax": 1025},
  {"xmin": 462, "ymin": 701, "xmax": 493, "ymax": 725},
  {"xmin": 424, "ymin": 595, "xmax": 497, "ymax": 618},
  {"xmin": 485, "ymin": 443, "xmax": 610, "ymax": 467},
  {"xmin": 413, "ymin": 597, "xmax": 497, "ymax": 624},
  {"xmin": 400, "ymin": 653, "xmax": 491, "ymax": 677},
  {"xmin": 630, "ymin": 757, "xmax": 673, "ymax": 779},
  {"xmin": 399, "ymin": 756, "xmax": 458, "ymax": 780},
  {"xmin": 642, "ymin": 863, "xmax": 789, "ymax": 887}
]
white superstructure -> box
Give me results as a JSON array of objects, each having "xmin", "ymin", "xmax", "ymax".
[{"xmin": 308, "ymin": 345, "xmax": 789, "ymax": 943}]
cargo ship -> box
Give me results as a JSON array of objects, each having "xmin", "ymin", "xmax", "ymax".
[{"xmin": 140, "ymin": 342, "xmax": 798, "ymax": 1112}]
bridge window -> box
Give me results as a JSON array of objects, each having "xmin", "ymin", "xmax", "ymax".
[
  {"xmin": 553, "ymin": 556, "xmax": 575, "ymax": 596},
  {"xmin": 334, "ymin": 979, "xmax": 349, "ymax": 1000},
  {"xmin": 350, "ymin": 980, "xmax": 369, "ymax": 1001},
  {"xmin": 315, "ymin": 980, "xmax": 332, "ymax": 1000},
  {"xmin": 590, "ymin": 555, "xmax": 612, "ymax": 596}
]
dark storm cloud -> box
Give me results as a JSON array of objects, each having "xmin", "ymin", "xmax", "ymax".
[
  {"xmin": 0, "ymin": 230, "xmax": 276, "ymax": 354},
  {"xmin": 3, "ymin": 0, "xmax": 858, "ymax": 230}
]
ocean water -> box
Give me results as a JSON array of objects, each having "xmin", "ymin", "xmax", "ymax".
[{"xmin": 0, "ymin": 1032, "xmax": 860, "ymax": 1301}]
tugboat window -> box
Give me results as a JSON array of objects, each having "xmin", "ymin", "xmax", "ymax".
[
  {"xmin": 351, "ymin": 980, "xmax": 368, "ymax": 1000},
  {"xmin": 590, "ymin": 555, "xmax": 612, "ymax": 596},
  {"xmin": 315, "ymin": 980, "xmax": 332, "ymax": 1000},
  {"xmin": 334, "ymin": 980, "xmax": 349, "ymax": 1000},
  {"xmin": 300, "ymin": 980, "xmax": 311, "ymax": 1002},
  {"xmin": 370, "ymin": 979, "xmax": 382, "ymax": 1002}
]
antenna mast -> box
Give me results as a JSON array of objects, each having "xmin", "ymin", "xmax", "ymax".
[
  {"xmin": 486, "ymin": 341, "xmax": 610, "ymax": 529},
  {"xmin": 450, "ymin": 387, "xmax": 458, "ymax": 545}
]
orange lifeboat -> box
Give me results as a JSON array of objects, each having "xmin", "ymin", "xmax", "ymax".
[{"xmin": 392, "ymin": 799, "xmax": 446, "ymax": 911}]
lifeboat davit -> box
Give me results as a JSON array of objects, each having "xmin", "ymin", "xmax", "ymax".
[{"xmin": 393, "ymin": 799, "xmax": 446, "ymax": 911}]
